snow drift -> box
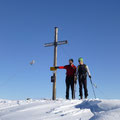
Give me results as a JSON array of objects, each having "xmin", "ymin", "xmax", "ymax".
[{"xmin": 0, "ymin": 99, "xmax": 120, "ymax": 120}]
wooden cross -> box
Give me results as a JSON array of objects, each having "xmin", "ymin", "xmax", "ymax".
[{"xmin": 44, "ymin": 27, "xmax": 68, "ymax": 100}]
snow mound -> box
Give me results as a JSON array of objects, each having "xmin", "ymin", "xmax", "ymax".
[{"xmin": 0, "ymin": 99, "xmax": 120, "ymax": 120}]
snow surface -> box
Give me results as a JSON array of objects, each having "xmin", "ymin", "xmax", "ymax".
[{"xmin": 0, "ymin": 99, "xmax": 120, "ymax": 120}]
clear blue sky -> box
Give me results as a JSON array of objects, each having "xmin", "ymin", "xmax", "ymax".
[{"xmin": 0, "ymin": 0, "xmax": 120, "ymax": 100}]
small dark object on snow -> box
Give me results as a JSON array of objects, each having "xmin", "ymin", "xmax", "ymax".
[{"xmin": 26, "ymin": 98, "xmax": 31, "ymax": 100}]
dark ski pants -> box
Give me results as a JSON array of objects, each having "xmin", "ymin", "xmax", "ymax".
[
  {"xmin": 79, "ymin": 75, "xmax": 88, "ymax": 98},
  {"xmin": 66, "ymin": 76, "xmax": 75, "ymax": 99}
]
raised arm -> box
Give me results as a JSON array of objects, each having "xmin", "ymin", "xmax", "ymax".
[{"xmin": 56, "ymin": 65, "xmax": 67, "ymax": 69}]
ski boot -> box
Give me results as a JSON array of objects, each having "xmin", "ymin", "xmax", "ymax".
[
  {"xmin": 80, "ymin": 96, "xmax": 83, "ymax": 100},
  {"xmin": 85, "ymin": 96, "xmax": 87, "ymax": 99}
]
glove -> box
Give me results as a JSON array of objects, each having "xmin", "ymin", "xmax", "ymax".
[
  {"xmin": 55, "ymin": 66, "xmax": 59, "ymax": 69},
  {"xmin": 74, "ymin": 75, "xmax": 77, "ymax": 84},
  {"xmin": 89, "ymin": 75, "xmax": 91, "ymax": 79}
]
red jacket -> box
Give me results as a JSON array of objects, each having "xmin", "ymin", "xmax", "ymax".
[{"xmin": 58, "ymin": 64, "xmax": 76, "ymax": 76}]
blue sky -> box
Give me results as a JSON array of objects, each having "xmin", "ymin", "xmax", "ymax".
[{"xmin": 0, "ymin": 0, "xmax": 120, "ymax": 100}]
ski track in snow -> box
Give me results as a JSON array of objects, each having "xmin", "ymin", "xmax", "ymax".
[{"xmin": 0, "ymin": 99, "xmax": 120, "ymax": 120}]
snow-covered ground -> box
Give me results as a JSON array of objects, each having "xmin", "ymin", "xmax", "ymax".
[{"xmin": 0, "ymin": 99, "xmax": 120, "ymax": 120}]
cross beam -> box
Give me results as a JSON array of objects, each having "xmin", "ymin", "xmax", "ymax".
[
  {"xmin": 44, "ymin": 40, "xmax": 68, "ymax": 47},
  {"xmin": 44, "ymin": 27, "xmax": 68, "ymax": 100}
]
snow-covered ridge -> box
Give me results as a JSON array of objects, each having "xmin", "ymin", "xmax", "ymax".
[{"xmin": 0, "ymin": 99, "xmax": 120, "ymax": 120}]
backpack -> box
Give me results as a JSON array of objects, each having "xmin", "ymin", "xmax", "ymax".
[{"xmin": 78, "ymin": 64, "xmax": 87, "ymax": 76}]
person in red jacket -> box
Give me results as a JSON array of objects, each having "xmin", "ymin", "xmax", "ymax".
[{"xmin": 55, "ymin": 59, "xmax": 76, "ymax": 99}]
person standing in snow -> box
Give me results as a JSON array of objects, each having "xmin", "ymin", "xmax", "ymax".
[
  {"xmin": 55, "ymin": 59, "xmax": 77, "ymax": 99},
  {"xmin": 77, "ymin": 58, "xmax": 91, "ymax": 99}
]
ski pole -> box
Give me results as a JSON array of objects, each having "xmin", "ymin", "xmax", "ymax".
[
  {"xmin": 74, "ymin": 83, "xmax": 76, "ymax": 92},
  {"xmin": 90, "ymin": 78, "xmax": 96, "ymax": 99},
  {"xmin": 74, "ymin": 83, "xmax": 76, "ymax": 99}
]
